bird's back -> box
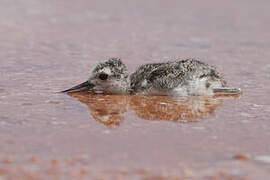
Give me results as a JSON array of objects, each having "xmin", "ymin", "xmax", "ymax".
[{"xmin": 129, "ymin": 59, "xmax": 226, "ymax": 96}]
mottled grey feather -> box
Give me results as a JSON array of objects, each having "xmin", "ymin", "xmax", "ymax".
[{"xmin": 129, "ymin": 59, "xmax": 226, "ymax": 94}]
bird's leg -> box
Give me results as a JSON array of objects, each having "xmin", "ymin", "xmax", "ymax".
[{"xmin": 213, "ymin": 88, "xmax": 242, "ymax": 94}]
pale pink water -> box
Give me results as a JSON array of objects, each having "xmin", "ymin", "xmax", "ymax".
[{"xmin": 0, "ymin": 0, "xmax": 270, "ymax": 179}]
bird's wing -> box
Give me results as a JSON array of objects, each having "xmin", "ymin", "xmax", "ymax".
[
  {"xmin": 129, "ymin": 63, "xmax": 166, "ymax": 92},
  {"xmin": 146, "ymin": 59, "xmax": 224, "ymax": 90},
  {"xmin": 146, "ymin": 64, "xmax": 186, "ymax": 90}
]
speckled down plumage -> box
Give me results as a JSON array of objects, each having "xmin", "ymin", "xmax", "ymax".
[
  {"xmin": 129, "ymin": 58, "xmax": 226, "ymax": 95},
  {"xmin": 62, "ymin": 58, "xmax": 233, "ymax": 96}
]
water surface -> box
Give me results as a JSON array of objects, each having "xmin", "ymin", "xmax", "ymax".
[{"xmin": 0, "ymin": 0, "xmax": 270, "ymax": 179}]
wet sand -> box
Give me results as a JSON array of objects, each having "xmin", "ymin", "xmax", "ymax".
[{"xmin": 0, "ymin": 0, "xmax": 270, "ymax": 179}]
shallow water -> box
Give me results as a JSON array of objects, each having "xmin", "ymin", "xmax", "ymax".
[{"xmin": 0, "ymin": 0, "xmax": 270, "ymax": 179}]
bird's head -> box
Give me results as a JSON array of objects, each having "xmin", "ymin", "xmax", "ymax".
[{"xmin": 61, "ymin": 58, "xmax": 129, "ymax": 94}]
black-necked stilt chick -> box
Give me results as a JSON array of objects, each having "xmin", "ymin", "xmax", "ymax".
[{"xmin": 61, "ymin": 58, "xmax": 241, "ymax": 96}]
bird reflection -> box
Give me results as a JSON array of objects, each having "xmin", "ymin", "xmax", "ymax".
[
  {"xmin": 69, "ymin": 92, "xmax": 128, "ymax": 127},
  {"xmin": 129, "ymin": 96, "xmax": 222, "ymax": 122},
  {"xmin": 68, "ymin": 92, "xmax": 240, "ymax": 127}
]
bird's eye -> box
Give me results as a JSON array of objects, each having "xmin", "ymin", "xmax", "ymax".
[{"xmin": 98, "ymin": 73, "xmax": 108, "ymax": 80}]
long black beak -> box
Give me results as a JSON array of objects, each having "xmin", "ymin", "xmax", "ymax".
[{"xmin": 60, "ymin": 81, "xmax": 95, "ymax": 93}]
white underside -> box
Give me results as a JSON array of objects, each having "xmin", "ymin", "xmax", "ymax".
[
  {"xmin": 146, "ymin": 78, "xmax": 223, "ymax": 96},
  {"xmin": 93, "ymin": 79, "xmax": 128, "ymax": 94}
]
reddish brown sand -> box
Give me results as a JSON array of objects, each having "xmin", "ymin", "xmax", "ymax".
[{"xmin": 0, "ymin": 0, "xmax": 270, "ymax": 179}]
